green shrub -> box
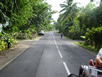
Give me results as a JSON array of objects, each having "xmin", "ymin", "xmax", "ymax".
[
  {"xmin": 68, "ymin": 25, "xmax": 81, "ymax": 39},
  {"xmin": 2, "ymin": 33, "xmax": 17, "ymax": 48},
  {"xmin": 0, "ymin": 40, "xmax": 6, "ymax": 53},
  {"xmin": 85, "ymin": 27, "xmax": 102, "ymax": 49},
  {"xmin": 16, "ymin": 28, "xmax": 37, "ymax": 40}
]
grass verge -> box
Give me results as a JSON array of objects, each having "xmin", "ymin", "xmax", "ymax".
[
  {"xmin": 74, "ymin": 42, "xmax": 99, "ymax": 54},
  {"xmin": 57, "ymin": 32, "xmax": 98, "ymax": 53}
]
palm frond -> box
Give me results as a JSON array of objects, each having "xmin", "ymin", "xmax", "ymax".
[
  {"xmin": 60, "ymin": 4, "xmax": 68, "ymax": 8},
  {"xmin": 60, "ymin": 8, "xmax": 66, "ymax": 13}
]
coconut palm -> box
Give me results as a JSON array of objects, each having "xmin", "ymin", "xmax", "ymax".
[
  {"xmin": 60, "ymin": 0, "xmax": 78, "ymax": 21},
  {"xmin": 59, "ymin": 0, "xmax": 79, "ymax": 33}
]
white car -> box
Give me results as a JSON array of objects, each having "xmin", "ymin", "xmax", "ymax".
[{"xmin": 39, "ymin": 30, "xmax": 44, "ymax": 35}]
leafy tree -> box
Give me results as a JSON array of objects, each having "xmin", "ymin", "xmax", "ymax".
[
  {"xmin": 85, "ymin": 27, "xmax": 102, "ymax": 49},
  {"xmin": 78, "ymin": 3, "xmax": 95, "ymax": 34},
  {"xmin": 0, "ymin": 0, "xmax": 53, "ymax": 33},
  {"xmin": 56, "ymin": 0, "xmax": 79, "ymax": 37}
]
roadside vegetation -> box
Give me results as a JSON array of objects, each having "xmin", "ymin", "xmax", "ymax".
[
  {"xmin": 0, "ymin": 0, "xmax": 55, "ymax": 54},
  {"xmin": 55, "ymin": 0, "xmax": 102, "ymax": 52},
  {"xmin": 74, "ymin": 42, "xmax": 98, "ymax": 53}
]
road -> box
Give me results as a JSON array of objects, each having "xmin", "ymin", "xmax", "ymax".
[{"xmin": 0, "ymin": 31, "xmax": 95, "ymax": 77}]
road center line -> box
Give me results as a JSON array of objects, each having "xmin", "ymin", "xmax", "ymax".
[
  {"xmin": 53, "ymin": 33, "xmax": 71, "ymax": 76},
  {"xmin": 63, "ymin": 62, "xmax": 71, "ymax": 75},
  {"xmin": 56, "ymin": 45, "xmax": 58, "ymax": 49},
  {"xmin": 58, "ymin": 50, "xmax": 63, "ymax": 58},
  {"xmin": 54, "ymin": 39, "xmax": 57, "ymax": 45}
]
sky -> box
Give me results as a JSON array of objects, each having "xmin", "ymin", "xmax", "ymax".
[{"xmin": 45, "ymin": 0, "xmax": 100, "ymax": 21}]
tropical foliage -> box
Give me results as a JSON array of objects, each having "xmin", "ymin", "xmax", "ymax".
[
  {"xmin": 56, "ymin": 0, "xmax": 102, "ymax": 50},
  {"xmin": 85, "ymin": 27, "xmax": 102, "ymax": 49},
  {"xmin": 0, "ymin": 0, "xmax": 54, "ymax": 53}
]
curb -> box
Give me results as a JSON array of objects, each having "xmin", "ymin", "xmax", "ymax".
[
  {"xmin": 0, "ymin": 37, "xmax": 41, "ymax": 70},
  {"xmin": 0, "ymin": 49, "xmax": 26, "ymax": 70}
]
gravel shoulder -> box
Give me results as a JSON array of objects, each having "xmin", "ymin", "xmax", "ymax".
[{"xmin": 0, "ymin": 36, "xmax": 42, "ymax": 70}]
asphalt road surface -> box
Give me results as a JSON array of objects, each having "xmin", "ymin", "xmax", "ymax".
[{"xmin": 0, "ymin": 31, "xmax": 95, "ymax": 77}]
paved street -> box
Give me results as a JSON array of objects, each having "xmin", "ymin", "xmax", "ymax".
[{"xmin": 0, "ymin": 31, "xmax": 95, "ymax": 77}]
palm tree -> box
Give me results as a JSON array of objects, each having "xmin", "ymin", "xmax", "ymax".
[
  {"xmin": 59, "ymin": 0, "xmax": 78, "ymax": 32},
  {"xmin": 60, "ymin": 0, "xmax": 78, "ymax": 21}
]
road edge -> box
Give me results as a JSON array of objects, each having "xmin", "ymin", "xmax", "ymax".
[{"xmin": 0, "ymin": 36, "xmax": 42, "ymax": 70}]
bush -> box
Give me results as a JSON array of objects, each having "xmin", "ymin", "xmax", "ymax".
[
  {"xmin": 0, "ymin": 32, "xmax": 17, "ymax": 54},
  {"xmin": 16, "ymin": 28, "xmax": 37, "ymax": 40},
  {"xmin": 85, "ymin": 27, "xmax": 102, "ymax": 49},
  {"xmin": 68, "ymin": 25, "xmax": 81, "ymax": 39},
  {"xmin": 2, "ymin": 33, "xmax": 17, "ymax": 48},
  {"xmin": 0, "ymin": 40, "xmax": 6, "ymax": 53}
]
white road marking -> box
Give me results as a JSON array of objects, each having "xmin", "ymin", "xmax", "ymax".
[
  {"xmin": 55, "ymin": 41, "xmax": 57, "ymax": 45},
  {"xmin": 58, "ymin": 50, "xmax": 63, "ymax": 58},
  {"xmin": 53, "ymin": 33, "xmax": 71, "ymax": 76},
  {"xmin": 63, "ymin": 62, "xmax": 71, "ymax": 75},
  {"xmin": 56, "ymin": 45, "xmax": 58, "ymax": 49}
]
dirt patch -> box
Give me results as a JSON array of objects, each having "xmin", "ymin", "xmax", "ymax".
[{"xmin": 0, "ymin": 36, "xmax": 42, "ymax": 70}]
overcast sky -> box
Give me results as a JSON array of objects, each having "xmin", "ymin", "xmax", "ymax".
[{"xmin": 45, "ymin": 0, "xmax": 100, "ymax": 21}]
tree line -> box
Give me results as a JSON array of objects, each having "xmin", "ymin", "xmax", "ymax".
[
  {"xmin": 0, "ymin": 0, "xmax": 55, "ymax": 32},
  {"xmin": 56, "ymin": 0, "xmax": 102, "ymax": 50},
  {"xmin": 0, "ymin": 0, "xmax": 54, "ymax": 53}
]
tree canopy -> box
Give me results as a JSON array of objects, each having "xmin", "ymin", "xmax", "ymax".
[
  {"xmin": 56, "ymin": 0, "xmax": 102, "ymax": 49},
  {"xmin": 0, "ymin": 0, "xmax": 54, "ymax": 32}
]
